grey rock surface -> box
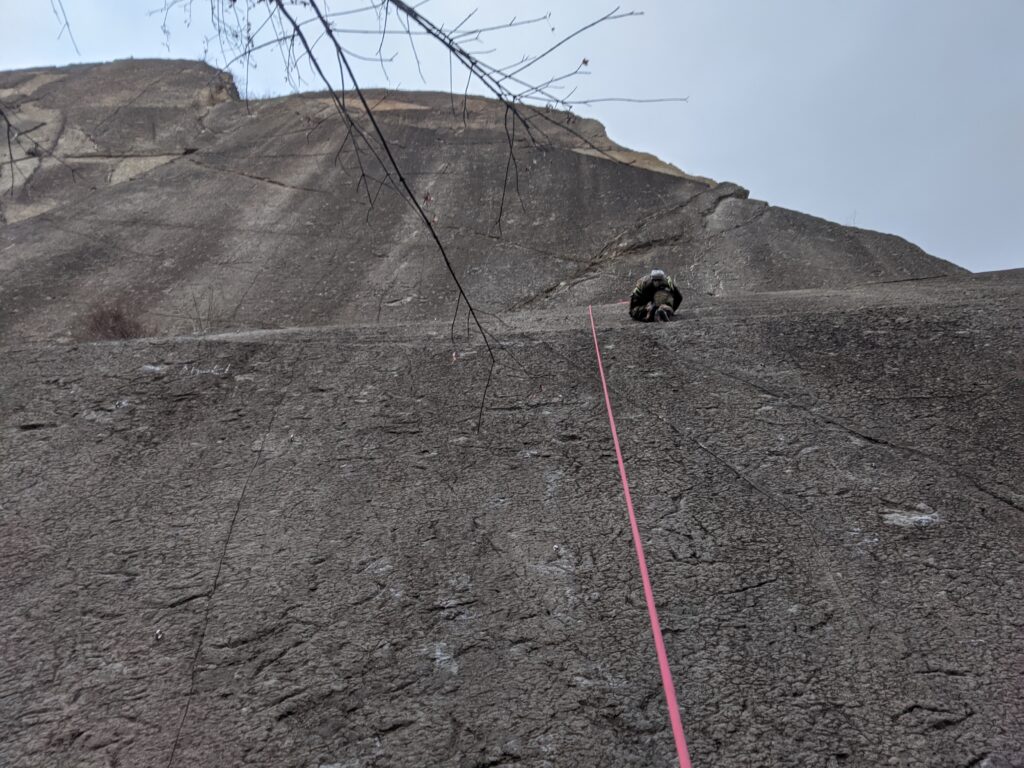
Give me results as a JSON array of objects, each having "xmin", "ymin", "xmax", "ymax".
[
  {"xmin": 1, "ymin": 59, "xmax": 1020, "ymax": 768},
  {"xmin": 1, "ymin": 60, "xmax": 964, "ymax": 343}
]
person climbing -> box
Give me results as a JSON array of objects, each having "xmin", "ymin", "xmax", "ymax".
[{"xmin": 629, "ymin": 268, "xmax": 682, "ymax": 322}]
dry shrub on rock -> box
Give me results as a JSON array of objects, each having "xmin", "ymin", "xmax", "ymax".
[{"xmin": 78, "ymin": 302, "xmax": 150, "ymax": 340}]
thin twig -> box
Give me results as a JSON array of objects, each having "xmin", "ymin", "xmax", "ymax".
[{"xmin": 49, "ymin": 0, "xmax": 81, "ymax": 54}]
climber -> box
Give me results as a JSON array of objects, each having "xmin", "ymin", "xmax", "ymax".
[{"xmin": 629, "ymin": 269, "xmax": 682, "ymax": 322}]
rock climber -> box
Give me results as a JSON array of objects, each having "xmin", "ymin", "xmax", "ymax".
[{"xmin": 629, "ymin": 269, "xmax": 682, "ymax": 322}]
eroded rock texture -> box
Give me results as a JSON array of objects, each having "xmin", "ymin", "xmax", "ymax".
[{"xmin": 1, "ymin": 60, "xmax": 1020, "ymax": 768}]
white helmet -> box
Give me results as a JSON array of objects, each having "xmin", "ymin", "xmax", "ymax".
[{"xmin": 650, "ymin": 269, "xmax": 666, "ymax": 280}]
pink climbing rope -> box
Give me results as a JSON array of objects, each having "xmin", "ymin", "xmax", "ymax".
[{"xmin": 587, "ymin": 304, "xmax": 693, "ymax": 768}]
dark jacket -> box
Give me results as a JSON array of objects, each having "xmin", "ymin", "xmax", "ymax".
[{"xmin": 629, "ymin": 274, "xmax": 682, "ymax": 320}]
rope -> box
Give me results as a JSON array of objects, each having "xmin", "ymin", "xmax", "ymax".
[{"xmin": 587, "ymin": 304, "xmax": 693, "ymax": 768}]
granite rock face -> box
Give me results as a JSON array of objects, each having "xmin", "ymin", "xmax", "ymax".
[
  {"xmin": 1, "ymin": 60, "xmax": 1020, "ymax": 768},
  {"xmin": 1, "ymin": 59, "xmax": 964, "ymax": 341}
]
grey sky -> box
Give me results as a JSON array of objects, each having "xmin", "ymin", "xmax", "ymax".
[{"xmin": 3, "ymin": 1, "xmax": 1021, "ymax": 271}]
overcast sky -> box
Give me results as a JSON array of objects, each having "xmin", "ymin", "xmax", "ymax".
[{"xmin": 2, "ymin": 1, "xmax": 1021, "ymax": 271}]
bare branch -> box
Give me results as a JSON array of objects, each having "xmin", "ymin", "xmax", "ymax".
[
  {"xmin": 499, "ymin": 8, "xmax": 640, "ymax": 83},
  {"xmin": 565, "ymin": 96, "xmax": 690, "ymax": 105},
  {"xmin": 0, "ymin": 99, "xmax": 80, "ymax": 196},
  {"xmin": 287, "ymin": 0, "xmax": 496, "ymax": 365},
  {"xmin": 1, "ymin": 104, "xmax": 15, "ymax": 196},
  {"xmin": 142, "ymin": 1, "xmax": 682, "ymax": 455},
  {"xmin": 49, "ymin": 0, "xmax": 81, "ymax": 55}
]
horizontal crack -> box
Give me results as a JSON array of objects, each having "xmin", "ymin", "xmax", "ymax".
[
  {"xmin": 721, "ymin": 575, "xmax": 779, "ymax": 596},
  {"xmin": 185, "ymin": 157, "xmax": 329, "ymax": 195}
]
